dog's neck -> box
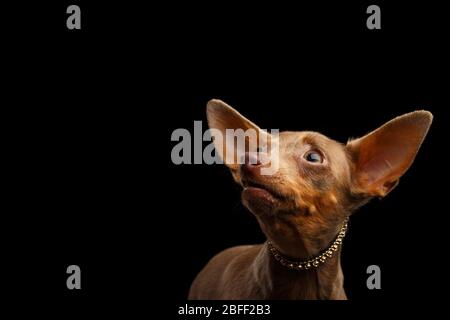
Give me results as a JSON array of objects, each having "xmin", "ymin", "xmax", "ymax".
[
  {"xmin": 250, "ymin": 216, "xmax": 349, "ymax": 299},
  {"xmin": 252, "ymin": 242, "xmax": 346, "ymax": 299},
  {"xmin": 266, "ymin": 217, "xmax": 348, "ymax": 271}
]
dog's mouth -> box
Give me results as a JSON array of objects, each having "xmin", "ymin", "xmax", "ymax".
[{"xmin": 241, "ymin": 179, "xmax": 285, "ymax": 203}]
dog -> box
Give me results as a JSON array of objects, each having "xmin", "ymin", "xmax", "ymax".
[{"xmin": 189, "ymin": 99, "xmax": 432, "ymax": 300}]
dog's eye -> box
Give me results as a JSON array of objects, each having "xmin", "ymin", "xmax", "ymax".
[{"xmin": 304, "ymin": 151, "xmax": 323, "ymax": 163}]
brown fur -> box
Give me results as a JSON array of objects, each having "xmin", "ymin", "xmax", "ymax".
[{"xmin": 189, "ymin": 100, "xmax": 432, "ymax": 300}]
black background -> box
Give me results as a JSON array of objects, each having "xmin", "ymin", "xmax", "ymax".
[{"xmin": 4, "ymin": 0, "xmax": 449, "ymax": 316}]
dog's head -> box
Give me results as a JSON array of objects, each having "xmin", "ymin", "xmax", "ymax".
[{"xmin": 207, "ymin": 99, "xmax": 432, "ymax": 257}]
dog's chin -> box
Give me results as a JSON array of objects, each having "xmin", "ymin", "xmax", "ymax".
[
  {"xmin": 242, "ymin": 186, "xmax": 282, "ymax": 214},
  {"xmin": 243, "ymin": 186, "xmax": 279, "ymax": 203}
]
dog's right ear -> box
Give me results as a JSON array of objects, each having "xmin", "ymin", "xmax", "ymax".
[{"xmin": 206, "ymin": 99, "xmax": 269, "ymax": 176}]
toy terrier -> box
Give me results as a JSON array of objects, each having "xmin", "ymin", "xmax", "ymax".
[{"xmin": 189, "ymin": 99, "xmax": 432, "ymax": 300}]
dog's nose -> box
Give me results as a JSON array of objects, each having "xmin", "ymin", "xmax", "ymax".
[
  {"xmin": 241, "ymin": 152, "xmax": 270, "ymax": 174},
  {"xmin": 243, "ymin": 152, "xmax": 262, "ymax": 166}
]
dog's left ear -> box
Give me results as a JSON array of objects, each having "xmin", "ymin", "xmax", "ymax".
[{"xmin": 347, "ymin": 110, "xmax": 433, "ymax": 197}]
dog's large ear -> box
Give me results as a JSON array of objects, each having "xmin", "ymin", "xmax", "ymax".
[
  {"xmin": 206, "ymin": 99, "xmax": 269, "ymax": 174},
  {"xmin": 347, "ymin": 110, "xmax": 433, "ymax": 197}
]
